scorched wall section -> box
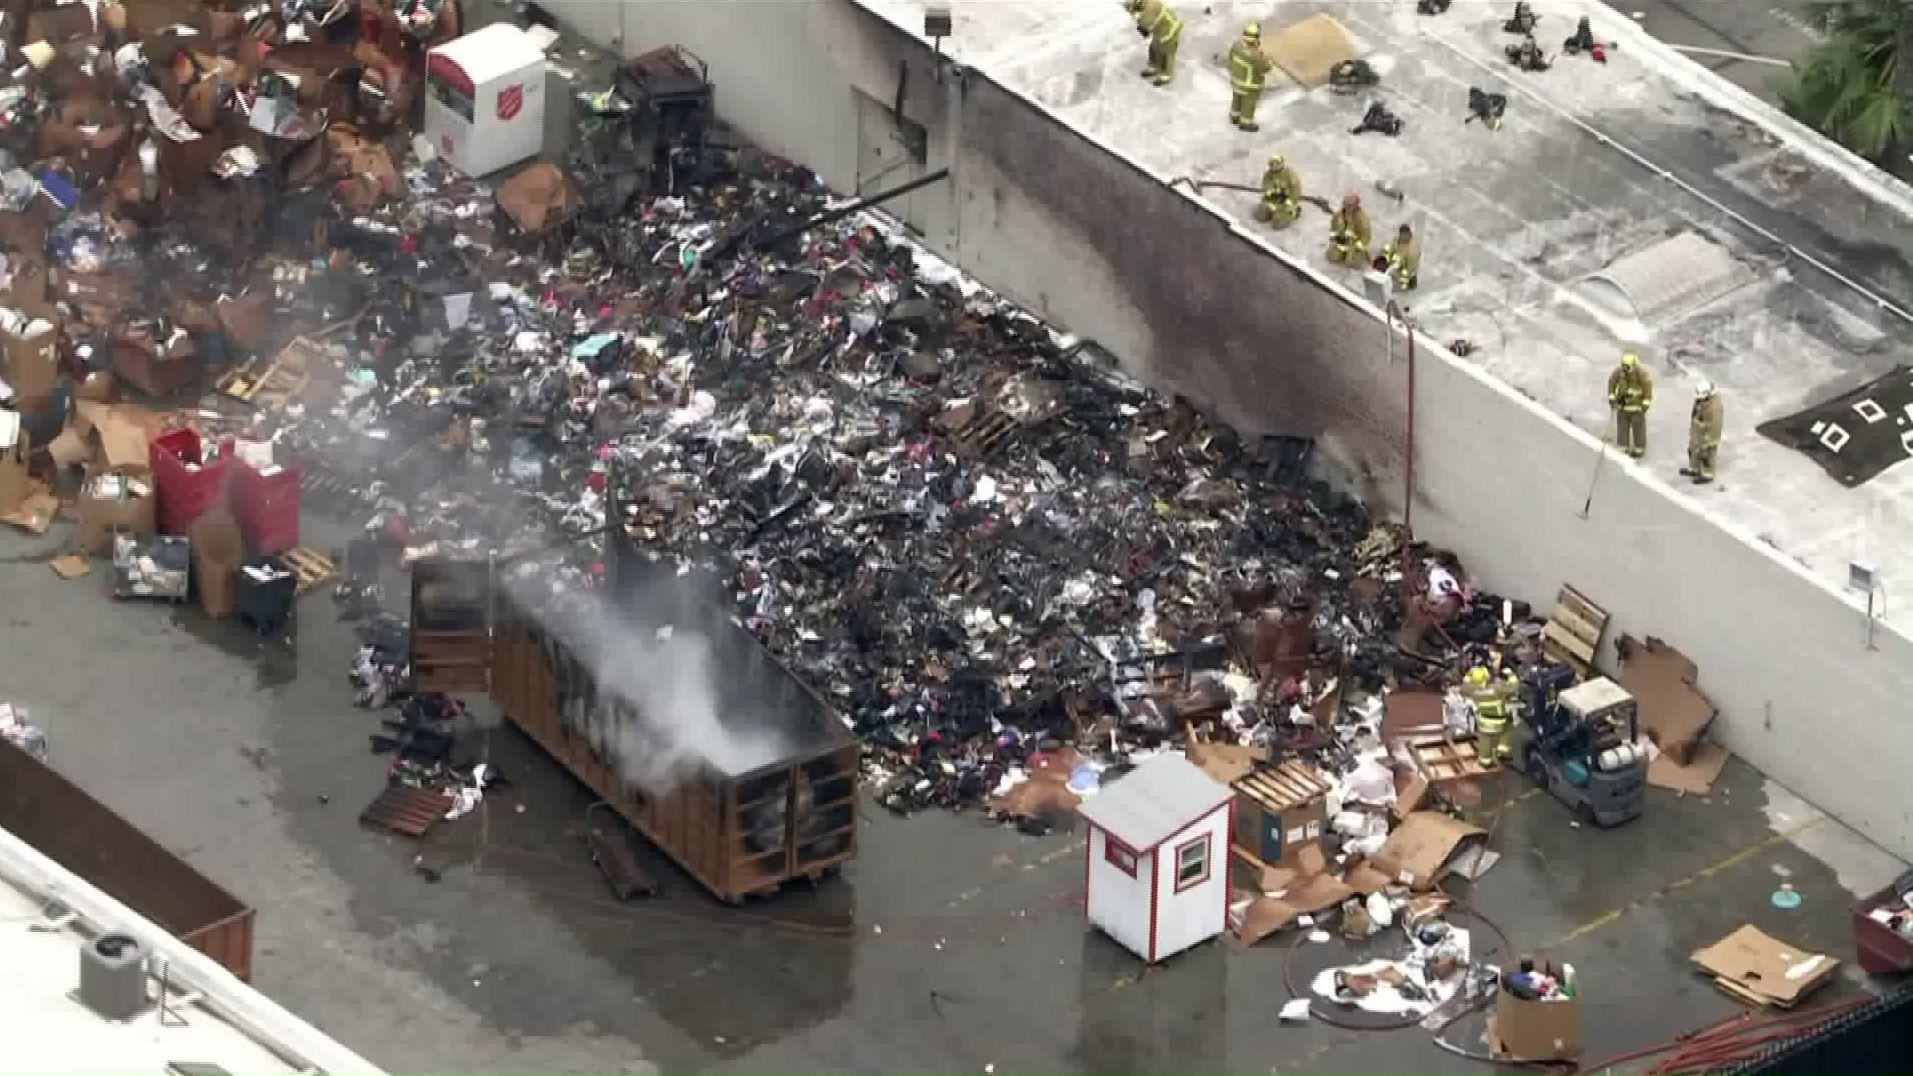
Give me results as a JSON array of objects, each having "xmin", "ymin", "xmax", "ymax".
[{"xmin": 534, "ymin": 0, "xmax": 1913, "ymax": 859}]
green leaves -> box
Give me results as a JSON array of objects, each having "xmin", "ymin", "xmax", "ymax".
[{"xmin": 1777, "ymin": 0, "xmax": 1913, "ymax": 160}]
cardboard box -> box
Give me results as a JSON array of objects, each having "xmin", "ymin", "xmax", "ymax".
[
  {"xmin": 425, "ymin": 24, "xmax": 547, "ymax": 178},
  {"xmin": 74, "ymin": 469, "xmax": 156, "ymax": 556},
  {"xmin": 189, "ymin": 510, "xmax": 244, "ymax": 620},
  {"xmin": 0, "ymin": 411, "xmax": 28, "ymax": 516},
  {"xmin": 1489, "ymin": 957, "xmax": 1582, "ymax": 1061},
  {"xmin": 3, "ymin": 320, "xmax": 60, "ymax": 405}
]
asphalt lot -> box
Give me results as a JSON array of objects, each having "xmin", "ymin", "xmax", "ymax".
[{"xmin": 0, "ymin": 507, "xmax": 1902, "ymax": 1074}]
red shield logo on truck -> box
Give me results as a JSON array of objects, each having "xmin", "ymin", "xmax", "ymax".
[{"xmin": 496, "ymin": 84, "xmax": 524, "ymax": 121}]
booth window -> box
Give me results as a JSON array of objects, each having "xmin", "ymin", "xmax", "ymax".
[
  {"xmin": 1175, "ymin": 834, "xmax": 1211, "ymax": 892},
  {"xmin": 1104, "ymin": 836, "xmax": 1138, "ymax": 877}
]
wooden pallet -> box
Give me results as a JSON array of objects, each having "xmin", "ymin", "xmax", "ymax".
[
  {"xmin": 359, "ymin": 784, "xmax": 448, "ymax": 838},
  {"xmin": 1400, "ymin": 731, "xmax": 1489, "ymax": 784},
  {"xmin": 1543, "ymin": 584, "xmax": 1609, "ymax": 675},
  {"xmin": 281, "ymin": 547, "xmax": 335, "ymax": 592},
  {"xmin": 214, "ymin": 355, "xmax": 311, "ymax": 411}
]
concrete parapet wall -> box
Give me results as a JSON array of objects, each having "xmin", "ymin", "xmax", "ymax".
[{"xmin": 534, "ymin": 0, "xmax": 1913, "ymax": 859}]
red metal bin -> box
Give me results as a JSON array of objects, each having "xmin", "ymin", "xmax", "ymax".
[
  {"xmin": 151, "ymin": 429, "xmax": 235, "ymax": 536},
  {"xmin": 232, "ymin": 461, "xmax": 302, "ymax": 556},
  {"xmin": 1855, "ymin": 884, "xmax": 1913, "ymax": 976}
]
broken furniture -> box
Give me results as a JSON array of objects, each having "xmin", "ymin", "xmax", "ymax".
[{"xmin": 1077, "ymin": 755, "xmax": 1233, "ymax": 963}]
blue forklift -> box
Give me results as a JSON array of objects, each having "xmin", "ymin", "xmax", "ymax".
[{"xmin": 1515, "ymin": 665, "xmax": 1646, "ymax": 828}]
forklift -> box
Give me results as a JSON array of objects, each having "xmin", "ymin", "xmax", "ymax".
[{"xmin": 1513, "ymin": 666, "xmax": 1646, "ymax": 828}]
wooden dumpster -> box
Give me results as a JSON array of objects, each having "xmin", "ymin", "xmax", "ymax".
[
  {"xmin": 0, "ymin": 740, "xmax": 255, "ymax": 979},
  {"xmin": 412, "ymin": 556, "xmax": 858, "ymax": 903}
]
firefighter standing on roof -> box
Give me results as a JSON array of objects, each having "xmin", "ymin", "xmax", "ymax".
[
  {"xmin": 1384, "ymin": 223, "xmax": 1420, "ymax": 290},
  {"xmin": 1682, "ymin": 380, "xmax": 1724, "ymax": 485},
  {"xmin": 1227, "ymin": 23, "xmax": 1273, "ymax": 131},
  {"xmin": 1127, "ymin": 0, "xmax": 1184, "ymax": 86},
  {"xmin": 1607, "ymin": 352, "xmax": 1654, "ymax": 459},
  {"xmin": 1254, "ymin": 153, "xmax": 1302, "ymax": 229},
  {"xmin": 1327, "ymin": 194, "xmax": 1371, "ymax": 266}
]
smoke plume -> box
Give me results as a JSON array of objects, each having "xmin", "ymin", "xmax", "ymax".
[{"xmin": 499, "ymin": 568, "xmax": 792, "ymax": 794}]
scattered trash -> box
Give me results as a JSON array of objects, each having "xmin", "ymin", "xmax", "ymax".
[{"xmin": 1772, "ymin": 885, "xmax": 1802, "ymax": 910}]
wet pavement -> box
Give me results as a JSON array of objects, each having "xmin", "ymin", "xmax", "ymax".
[{"xmin": 0, "ymin": 513, "xmax": 1903, "ymax": 1074}]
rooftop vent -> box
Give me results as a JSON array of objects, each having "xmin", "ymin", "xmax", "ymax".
[
  {"xmin": 1581, "ymin": 232, "xmax": 1747, "ymax": 324},
  {"xmin": 79, "ymin": 932, "xmax": 149, "ymax": 1022}
]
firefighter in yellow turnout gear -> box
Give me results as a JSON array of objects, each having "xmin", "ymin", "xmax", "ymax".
[
  {"xmin": 1607, "ymin": 352, "xmax": 1654, "ymax": 459},
  {"xmin": 1383, "ymin": 223, "xmax": 1420, "ymax": 291},
  {"xmin": 1465, "ymin": 665, "xmax": 1517, "ymax": 769},
  {"xmin": 1327, "ymin": 194, "xmax": 1371, "ymax": 267},
  {"xmin": 1227, "ymin": 23, "xmax": 1274, "ymax": 131},
  {"xmin": 1682, "ymin": 380, "xmax": 1724, "ymax": 485},
  {"xmin": 1127, "ymin": 0, "xmax": 1183, "ymax": 86},
  {"xmin": 1254, "ymin": 153, "xmax": 1302, "ymax": 229}
]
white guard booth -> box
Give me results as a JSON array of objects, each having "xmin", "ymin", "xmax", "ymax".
[
  {"xmin": 424, "ymin": 23, "xmax": 547, "ymax": 178},
  {"xmin": 1077, "ymin": 755, "xmax": 1233, "ymax": 963}
]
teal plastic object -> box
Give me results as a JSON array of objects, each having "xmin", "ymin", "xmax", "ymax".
[{"xmin": 1563, "ymin": 760, "xmax": 1591, "ymax": 786}]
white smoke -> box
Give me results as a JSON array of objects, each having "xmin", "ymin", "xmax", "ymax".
[{"xmin": 500, "ymin": 570, "xmax": 791, "ymax": 794}]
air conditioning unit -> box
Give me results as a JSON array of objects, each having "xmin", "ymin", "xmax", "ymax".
[
  {"xmin": 1363, "ymin": 268, "xmax": 1394, "ymax": 307},
  {"xmin": 79, "ymin": 933, "xmax": 149, "ymax": 1021}
]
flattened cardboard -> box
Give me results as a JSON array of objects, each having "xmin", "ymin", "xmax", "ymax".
[
  {"xmin": 1373, "ymin": 812, "xmax": 1485, "ymax": 891},
  {"xmin": 1617, "ymin": 634, "xmax": 1718, "ymax": 764},
  {"xmin": 1647, "ymin": 741, "xmax": 1732, "ymax": 795},
  {"xmin": 1691, "ymin": 925, "xmax": 1839, "ymax": 1008},
  {"xmin": 1490, "ymin": 956, "xmax": 1582, "ymax": 1061},
  {"xmin": 50, "ymin": 555, "xmax": 90, "ymax": 579},
  {"xmin": 3, "ymin": 491, "xmax": 59, "ymax": 534}
]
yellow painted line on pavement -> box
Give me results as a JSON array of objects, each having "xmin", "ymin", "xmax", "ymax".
[{"xmin": 1544, "ymin": 814, "xmax": 1828, "ymax": 949}]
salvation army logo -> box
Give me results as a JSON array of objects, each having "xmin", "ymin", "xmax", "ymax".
[{"xmin": 496, "ymin": 83, "xmax": 524, "ymax": 121}]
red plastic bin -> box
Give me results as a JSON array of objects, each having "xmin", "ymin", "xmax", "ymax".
[
  {"xmin": 1855, "ymin": 885, "xmax": 1913, "ymax": 976},
  {"xmin": 151, "ymin": 429, "xmax": 236, "ymax": 536},
  {"xmin": 232, "ymin": 461, "xmax": 302, "ymax": 556}
]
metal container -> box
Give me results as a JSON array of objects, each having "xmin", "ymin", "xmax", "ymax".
[
  {"xmin": 411, "ymin": 555, "xmax": 859, "ymax": 903},
  {"xmin": 0, "ymin": 740, "xmax": 255, "ymax": 979}
]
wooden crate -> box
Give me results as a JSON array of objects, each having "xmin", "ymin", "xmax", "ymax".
[{"xmin": 1230, "ymin": 761, "xmax": 1333, "ymax": 870}]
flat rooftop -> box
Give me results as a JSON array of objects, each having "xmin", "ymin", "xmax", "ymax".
[
  {"xmin": 860, "ymin": 0, "xmax": 1913, "ymax": 617},
  {"xmin": 0, "ymin": 861, "xmax": 301, "ymax": 1076}
]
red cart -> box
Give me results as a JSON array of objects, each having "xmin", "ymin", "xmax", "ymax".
[{"xmin": 150, "ymin": 429, "xmax": 235, "ymax": 535}]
